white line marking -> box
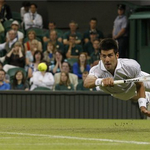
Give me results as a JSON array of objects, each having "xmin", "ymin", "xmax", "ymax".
[
  {"xmin": 0, "ymin": 143, "xmax": 119, "ymax": 146},
  {"xmin": 0, "ymin": 132, "xmax": 149, "ymax": 145}
]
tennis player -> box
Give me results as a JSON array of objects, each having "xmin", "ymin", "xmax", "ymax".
[{"xmin": 84, "ymin": 38, "xmax": 150, "ymax": 117}]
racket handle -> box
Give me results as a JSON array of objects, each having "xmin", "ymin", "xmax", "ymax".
[
  {"xmin": 114, "ymin": 80, "xmax": 125, "ymax": 84},
  {"xmin": 101, "ymin": 80, "xmax": 124, "ymax": 86}
]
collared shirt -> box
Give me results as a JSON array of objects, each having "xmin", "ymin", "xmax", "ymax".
[
  {"xmin": 113, "ymin": 15, "xmax": 128, "ymax": 36},
  {"xmin": 30, "ymin": 71, "xmax": 54, "ymax": 91},
  {"xmin": 8, "ymin": 38, "xmax": 18, "ymax": 48},
  {"xmin": 0, "ymin": 37, "xmax": 18, "ymax": 51},
  {"xmin": 23, "ymin": 12, "xmax": 43, "ymax": 30},
  {"xmin": 89, "ymin": 58, "xmax": 144, "ymax": 100},
  {"xmin": 0, "ymin": 82, "xmax": 10, "ymax": 90}
]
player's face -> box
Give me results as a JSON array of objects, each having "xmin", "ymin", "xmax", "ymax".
[{"xmin": 100, "ymin": 49, "xmax": 119, "ymax": 73}]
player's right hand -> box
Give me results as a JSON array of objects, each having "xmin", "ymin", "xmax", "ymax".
[{"xmin": 102, "ymin": 78, "xmax": 114, "ymax": 87}]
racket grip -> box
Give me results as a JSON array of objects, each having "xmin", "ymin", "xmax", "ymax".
[
  {"xmin": 114, "ymin": 80, "xmax": 125, "ymax": 84},
  {"xmin": 101, "ymin": 80, "xmax": 124, "ymax": 86}
]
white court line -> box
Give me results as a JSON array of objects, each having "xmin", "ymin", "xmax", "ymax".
[
  {"xmin": 0, "ymin": 143, "xmax": 119, "ymax": 146},
  {"xmin": 0, "ymin": 132, "xmax": 150, "ymax": 145}
]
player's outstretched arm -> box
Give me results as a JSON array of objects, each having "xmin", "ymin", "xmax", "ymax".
[{"xmin": 84, "ymin": 75, "xmax": 97, "ymax": 88}]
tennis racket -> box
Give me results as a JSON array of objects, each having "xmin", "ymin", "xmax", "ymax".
[{"xmin": 102, "ymin": 75, "xmax": 150, "ymax": 86}]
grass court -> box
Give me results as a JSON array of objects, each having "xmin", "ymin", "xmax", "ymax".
[{"xmin": 0, "ymin": 119, "xmax": 149, "ymax": 150}]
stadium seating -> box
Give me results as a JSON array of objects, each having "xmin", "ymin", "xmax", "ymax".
[
  {"xmin": 0, "ymin": 32, "xmax": 5, "ymax": 43},
  {"xmin": 66, "ymin": 58, "xmax": 78, "ymax": 67},
  {"xmin": 3, "ymin": 20, "xmax": 13, "ymax": 33},
  {"xmin": 0, "ymin": 49, "xmax": 7, "ymax": 57},
  {"xmin": 12, "ymin": 11, "xmax": 22, "ymax": 23}
]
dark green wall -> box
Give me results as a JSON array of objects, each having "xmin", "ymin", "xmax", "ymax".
[{"xmin": 0, "ymin": 91, "xmax": 144, "ymax": 119}]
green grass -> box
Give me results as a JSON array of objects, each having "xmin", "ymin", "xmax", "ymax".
[{"xmin": 0, "ymin": 119, "xmax": 150, "ymax": 150}]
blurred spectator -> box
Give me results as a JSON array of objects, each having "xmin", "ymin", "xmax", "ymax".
[
  {"xmin": 76, "ymin": 71, "xmax": 96, "ymax": 91},
  {"xmin": 0, "ymin": 69, "xmax": 10, "ymax": 90},
  {"xmin": 55, "ymin": 71, "xmax": 74, "ymax": 91},
  {"xmin": 30, "ymin": 62, "xmax": 54, "ymax": 91},
  {"xmin": 43, "ymin": 21, "xmax": 63, "ymax": 43},
  {"xmin": 3, "ymin": 41, "xmax": 25, "ymax": 72},
  {"xmin": 11, "ymin": 70, "xmax": 29, "ymax": 90},
  {"xmin": 0, "ymin": 61, "xmax": 9, "ymax": 83},
  {"xmin": 72, "ymin": 52, "xmax": 90, "ymax": 79},
  {"xmin": 65, "ymin": 34, "xmax": 82, "ymax": 59},
  {"xmin": 63, "ymin": 20, "xmax": 82, "ymax": 45},
  {"xmin": 0, "ymin": 0, "xmax": 12, "ymax": 24},
  {"xmin": 49, "ymin": 50, "xmax": 64, "ymax": 74},
  {"xmin": 6, "ymin": 20, "xmax": 24, "ymax": 43},
  {"xmin": 23, "ymin": 3, "xmax": 43, "ymax": 30},
  {"xmin": 0, "ymin": 21, "xmax": 4, "ymax": 33},
  {"xmin": 54, "ymin": 61, "xmax": 78, "ymax": 90},
  {"xmin": 90, "ymin": 39, "xmax": 100, "ymax": 66},
  {"xmin": 83, "ymin": 31, "xmax": 98, "ymax": 57},
  {"xmin": 25, "ymin": 39, "xmax": 42, "ymax": 68},
  {"xmin": 83, "ymin": 18, "xmax": 104, "ymax": 44},
  {"xmin": 43, "ymin": 30, "xmax": 64, "ymax": 53},
  {"xmin": 27, "ymin": 50, "xmax": 43, "ymax": 79},
  {"xmin": 112, "ymin": 4, "xmax": 128, "ymax": 58},
  {"xmin": 24, "ymin": 30, "xmax": 42, "ymax": 52},
  {"xmin": 20, "ymin": 1, "xmax": 30, "ymax": 20},
  {"xmin": 43, "ymin": 41, "xmax": 56, "ymax": 64},
  {"xmin": 0, "ymin": 29, "xmax": 18, "ymax": 52}
]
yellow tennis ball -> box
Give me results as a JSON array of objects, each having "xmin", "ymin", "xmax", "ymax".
[{"xmin": 38, "ymin": 63, "xmax": 47, "ymax": 71}]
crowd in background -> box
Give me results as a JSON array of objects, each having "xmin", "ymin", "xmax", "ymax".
[{"xmin": 0, "ymin": 1, "xmax": 128, "ymax": 91}]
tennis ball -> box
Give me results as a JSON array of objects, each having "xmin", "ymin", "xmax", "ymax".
[{"xmin": 38, "ymin": 63, "xmax": 47, "ymax": 71}]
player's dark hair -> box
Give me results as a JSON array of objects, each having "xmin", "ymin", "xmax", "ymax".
[{"xmin": 100, "ymin": 38, "xmax": 119, "ymax": 54}]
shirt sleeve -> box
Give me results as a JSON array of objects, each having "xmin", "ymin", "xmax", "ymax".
[
  {"xmin": 121, "ymin": 17, "xmax": 128, "ymax": 29},
  {"xmin": 89, "ymin": 65, "xmax": 100, "ymax": 79}
]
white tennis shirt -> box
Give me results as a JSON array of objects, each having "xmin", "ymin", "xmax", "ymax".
[{"xmin": 89, "ymin": 58, "xmax": 150, "ymax": 100}]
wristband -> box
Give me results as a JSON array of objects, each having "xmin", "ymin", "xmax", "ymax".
[
  {"xmin": 138, "ymin": 98, "xmax": 147, "ymax": 108},
  {"xmin": 95, "ymin": 78, "xmax": 102, "ymax": 86}
]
